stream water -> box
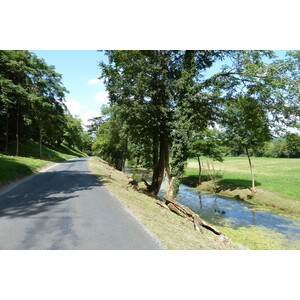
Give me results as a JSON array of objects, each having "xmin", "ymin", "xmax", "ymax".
[{"xmin": 125, "ymin": 166, "xmax": 300, "ymax": 248}]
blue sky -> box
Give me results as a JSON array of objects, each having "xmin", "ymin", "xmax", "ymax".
[
  {"xmin": 32, "ymin": 50, "xmax": 108, "ymax": 126},
  {"xmin": 32, "ymin": 50, "xmax": 287, "ymax": 128}
]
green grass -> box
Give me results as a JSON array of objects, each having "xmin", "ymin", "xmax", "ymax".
[
  {"xmin": 217, "ymin": 225, "xmax": 300, "ymax": 250},
  {"xmin": 0, "ymin": 140, "xmax": 87, "ymax": 187},
  {"xmin": 0, "ymin": 155, "xmax": 53, "ymax": 187},
  {"xmin": 186, "ymin": 157, "xmax": 300, "ymax": 198},
  {"xmin": 184, "ymin": 157, "xmax": 300, "ymax": 220},
  {"xmin": 4, "ymin": 140, "xmax": 87, "ymax": 162}
]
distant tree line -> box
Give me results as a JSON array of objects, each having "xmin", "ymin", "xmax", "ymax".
[
  {"xmin": 0, "ymin": 50, "xmax": 91, "ymax": 157},
  {"xmin": 237, "ymin": 133, "xmax": 300, "ymax": 158},
  {"xmin": 191, "ymin": 130, "xmax": 300, "ymax": 158}
]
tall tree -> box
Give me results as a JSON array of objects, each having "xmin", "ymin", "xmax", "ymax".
[
  {"xmin": 100, "ymin": 50, "xmax": 222, "ymax": 197},
  {"xmin": 0, "ymin": 50, "xmax": 69, "ymax": 155},
  {"xmin": 92, "ymin": 106, "xmax": 128, "ymax": 170},
  {"xmin": 189, "ymin": 129, "xmax": 224, "ymax": 184},
  {"xmin": 222, "ymin": 95, "xmax": 272, "ymax": 191},
  {"xmin": 98, "ymin": 50, "xmax": 300, "ymax": 198}
]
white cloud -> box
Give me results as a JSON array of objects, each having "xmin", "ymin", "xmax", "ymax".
[
  {"xmin": 87, "ymin": 78, "xmax": 102, "ymax": 85},
  {"xmin": 64, "ymin": 98, "xmax": 81, "ymax": 116},
  {"xmin": 95, "ymin": 91, "xmax": 109, "ymax": 105},
  {"xmin": 81, "ymin": 109, "xmax": 100, "ymax": 127},
  {"xmin": 64, "ymin": 98, "xmax": 100, "ymax": 130}
]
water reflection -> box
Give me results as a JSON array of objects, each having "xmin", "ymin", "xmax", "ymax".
[{"xmin": 158, "ymin": 181, "xmax": 300, "ymax": 240}]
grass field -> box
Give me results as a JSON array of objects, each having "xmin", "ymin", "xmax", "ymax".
[
  {"xmin": 184, "ymin": 157, "xmax": 300, "ymax": 219},
  {"xmin": 186, "ymin": 157, "xmax": 300, "ymax": 198},
  {"xmin": 0, "ymin": 140, "xmax": 87, "ymax": 187}
]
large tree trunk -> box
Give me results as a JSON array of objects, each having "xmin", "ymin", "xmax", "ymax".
[
  {"xmin": 15, "ymin": 104, "xmax": 19, "ymax": 156},
  {"xmin": 149, "ymin": 134, "xmax": 168, "ymax": 195},
  {"xmin": 146, "ymin": 50, "xmax": 171, "ymax": 196},
  {"xmin": 39, "ymin": 127, "xmax": 43, "ymax": 158},
  {"xmin": 4, "ymin": 116, "xmax": 8, "ymax": 153},
  {"xmin": 245, "ymin": 147, "xmax": 255, "ymax": 192},
  {"xmin": 165, "ymin": 140, "xmax": 173, "ymax": 199}
]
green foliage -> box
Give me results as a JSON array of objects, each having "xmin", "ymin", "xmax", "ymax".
[
  {"xmin": 92, "ymin": 106, "xmax": 128, "ymax": 170},
  {"xmin": 285, "ymin": 132, "xmax": 300, "ymax": 158},
  {"xmin": 99, "ymin": 50, "xmax": 223, "ymax": 196},
  {"xmin": 222, "ymin": 95, "xmax": 272, "ymax": 151},
  {"xmin": 189, "ymin": 129, "xmax": 224, "ymax": 162},
  {"xmin": 97, "ymin": 50, "xmax": 299, "ymax": 198},
  {"xmin": 0, "ymin": 50, "xmax": 91, "ymax": 155},
  {"xmin": 86, "ymin": 116, "xmax": 103, "ymax": 137},
  {"xmin": 63, "ymin": 114, "xmax": 84, "ymax": 148}
]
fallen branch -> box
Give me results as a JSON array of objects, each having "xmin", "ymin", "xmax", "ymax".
[
  {"xmin": 193, "ymin": 215, "xmax": 204, "ymax": 233},
  {"xmin": 156, "ymin": 201, "xmax": 170, "ymax": 210},
  {"xmin": 142, "ymin": 178, "xmax": 151, "ymax": 189},
  {"xmin": 162, "ymin": 197, "xmax": 223, "ymax": 236}
]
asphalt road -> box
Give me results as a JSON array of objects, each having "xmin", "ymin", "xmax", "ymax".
[{"xmin": 0, "ymin": 157, "xmax": 163, "ymax": 250}]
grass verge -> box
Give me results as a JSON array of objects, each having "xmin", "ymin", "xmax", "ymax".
[
  {"xmin": 88, "ymin": 157, "xmax": 245, "ymax": 250},
  {"xmin": 0, "ymin": 155, "xmax": 53, "ymax": 188},
  {"xmin": 0, "ymin": 140, "xmax": 87, "ymax": 188}
]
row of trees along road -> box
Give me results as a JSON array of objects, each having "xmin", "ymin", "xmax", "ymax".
[
  {"xmin": 93, "ymin": 50, "xmax": 300, "ymax": 197},
  {"xmin": 0, "ymin": 50, "xmax": 90, "ymax": 157}
]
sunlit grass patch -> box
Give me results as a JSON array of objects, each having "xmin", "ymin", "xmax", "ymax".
[
  {"xmin": 186, "ymin": 157, "xmax": 300, "ymax": 198},
  {"xmin": 218, "ymin": 225, "xmax": 300, "ymax": 250}
]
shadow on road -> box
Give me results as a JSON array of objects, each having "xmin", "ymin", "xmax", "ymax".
[{"xmin": 0, "ymin": 170, "xmax": 107, "ymax": 219}]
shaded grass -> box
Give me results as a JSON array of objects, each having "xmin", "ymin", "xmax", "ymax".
[
  {"xmin": 0, "ymin": 155, "xmax": 52, "ymax": 187},
  {"xmin": 7, "ymin": 140, "xmax": 87, "ymax": 162},
  {"xmin": 0, "ymin": 140, "xmax": 87, "ymax": 188},
  {"xmin": 88, "ymin": 157, "xmax": 245, "ymax": 250}
]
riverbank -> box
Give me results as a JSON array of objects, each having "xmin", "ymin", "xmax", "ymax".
[
  {"xmin": 184, "ymin": 157, "xmax": 300, "ymax": 221},
  {"xmin": 88, "ymin": 157, "xmax": 245, "ymax": 250}
]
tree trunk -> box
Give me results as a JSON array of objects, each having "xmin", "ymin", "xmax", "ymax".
[
  {"xmin": 16, "ymin": 104, "xmax": 19, "ymax": 156},
  {"xmin": 4, "ymin": 116, "xmax": 8, "ymax": 153},
  {"xmin": 149, "ymin": 134, "xmax": 168, "ymax": 195},
  {"xmin": 165, "ymin": 141, "xmax": 173, "ymax": 199},
  {"xmin": 39, "ymin": 127, "xmax": 43, "ymax": 158},
  {"xmin": 197, "ymin": 155, "xmax": 202, "ymax": 184},
  {"xmin": 245, "ymin": 147, "xmax": 255, "ymax": 191}
]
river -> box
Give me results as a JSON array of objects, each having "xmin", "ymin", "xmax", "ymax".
[{"xmin": 125, "ymin": 166, "xmax": 300, "ymax": 249}]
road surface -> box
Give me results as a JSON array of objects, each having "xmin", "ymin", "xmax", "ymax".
[{"xmin": 0, "ymin": 157, "xmax": 163, "ymax": 250}]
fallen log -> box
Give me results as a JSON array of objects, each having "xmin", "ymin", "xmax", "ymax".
[
  {"xmin": 156, "ymin": 201, "xmax": 170, "ymax": 210},
  {"xmin": 165, "ymin": 197, "xmax": 195, "ymax": 218},
  {"xmin": 163, "ymin": 197, "xmax": 223, "ymax": 236},
  {"xmin": 193, "ymin": 215, "xmax": 203, "ymax": 233},
  {"xmin": 167, "ymin": 202, "xmax": 186, "ymax": 217}
]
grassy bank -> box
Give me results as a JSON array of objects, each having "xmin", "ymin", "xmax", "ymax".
[
  {"xmin": 0, "ymin": 140, "xmax": 87, "ymax": 188},
  {"xmin": 88, "ymin": 157, "xmax": 245, "ymax": 250},
  {"xmin": 183, "ymin": 157, "xmax": 300, "ymax": 221}
]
